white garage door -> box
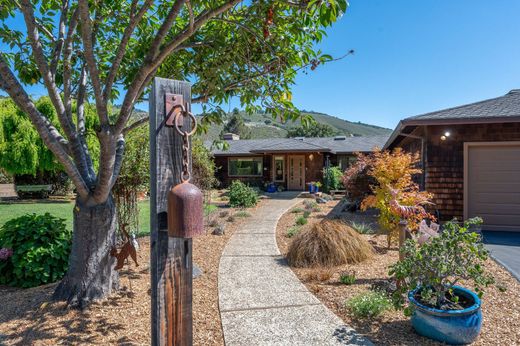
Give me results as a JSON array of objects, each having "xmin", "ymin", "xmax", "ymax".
[{"xmin": 466, "ymin": 143, "xmax": 520, "ymax": 231}]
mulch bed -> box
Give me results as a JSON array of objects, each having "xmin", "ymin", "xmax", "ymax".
[
  {"xmin": 0, "ymin": 200, "xmax": 265, "ymax": 345},
  {"xmin": 276, "ymin": 200, "xmax": 520, "ymax": 345}
]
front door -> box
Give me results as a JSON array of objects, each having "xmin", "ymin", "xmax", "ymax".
[{"xmin": 288, "ymin": 155, "xmax": 305, "ymax": 190}]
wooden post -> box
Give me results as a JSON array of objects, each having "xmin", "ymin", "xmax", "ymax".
[
  {"xmin": 150, "ymin": 78, "xmax": 193, "ymax": 346},
  {"xmin": 398, "ymin": 220, "xmax": 408, "ymax": 261}
]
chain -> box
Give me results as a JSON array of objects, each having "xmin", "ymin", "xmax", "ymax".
[
  {"xmin": 181, "ymin": 132, "xmax": 191, "ymax": 182},
  {"xmin": 173, "ymin": 104, "xmax": 197, "ymax": 183}
]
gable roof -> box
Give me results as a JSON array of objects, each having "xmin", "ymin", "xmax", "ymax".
[
  {"xmin": 385, "ymin": 89, "xmax": 520, "ymax": 148},
  {"xmin": 209, "ymin": 135, "xmax": 389, "ymax": 156}
]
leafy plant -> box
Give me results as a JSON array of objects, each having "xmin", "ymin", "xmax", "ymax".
[
  {"xmin": 204, "ymin": 204, "xmax": 218, "ymax": 216},
  {"xmin": 346, "ymin": 290, "xmax": 393, "ymax": 319},
  {"xmin": 340, "ymin": 272, "xmax": 356, "ymax": 285},
  {"xmin": 323, "ymin": 166, "xmax": 343, "ymax": 192},
  {"xmin": 357, "ymin": 149, "xmax": 434, "ymax": 245},
  {"xmin": 295, "ymin": 216, "xmax": 308, "ymax": 226},
  {"xmin": 303, "ymin": 210, "xmax": 311, "ymax": 219},
  {"xmin": 389, "ymin": 217, "xmax": 495, "ymax": 310},
  {"xmin": 234, "ymin": 211, "xmax": 251, "ymax": 218},
  {"xmin": 303, "ymin": 200, "xmax": 319, "ymax": 211},
  {"xmin": 286, "ymin": 226, "xmax": 301, "ymax": 238},
  {"xmin": 192, "ymin": 138, "xmax": 219, "ymax": 194},
  {"xmin": 228, "ymin": 180, "xmax": 258, "ymax": 208},
  {"xmin": 0, "ymin": 213, "xmax": 71, "ymax": 287},
  {"xmin": 350, "ymin": 222, "xmax": 376, "ymax": 235}
]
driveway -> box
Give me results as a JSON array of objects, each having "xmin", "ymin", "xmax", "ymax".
[{"xmin": 482, "ymin": 231, "xmax": 520, "ymax": 281}]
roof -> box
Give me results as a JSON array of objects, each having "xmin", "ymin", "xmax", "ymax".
[
  {"xmin": 385, "ymin": 89, "xmax": 520, "ymax": 149},
  {"xmin": 209, "ymin": 135, "xmax": 389, "ymax": 156}
]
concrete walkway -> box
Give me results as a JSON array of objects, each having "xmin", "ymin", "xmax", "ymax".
[{"xmin": 218, "ymin": 192, "xmax": 372, "ymax": 346}]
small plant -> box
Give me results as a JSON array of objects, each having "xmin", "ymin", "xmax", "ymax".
[
  {"xmin": 350, "ymin": 222, "xmax": 376, "ymax": 235},
  {"xmin": 303, "ymin": 200, "xmax": 318, "ymax": 210},
  {"xmin": 204, "ymin": 204, "xmax": 218, "ymax": 216},
  {"xmin": 340, "ymin": 271, "xmax": 356, "ymax": 285},
  {"xmin": 346, "ymin": 290, "xmax": 393, "ymax": 319},
  {"xmin": 0, "ymin": 213, "xmax": 71, "ymax": 287},
  {"xmin": 303, "ymin": 210, "xmax": 311, "ymax": 218},
  {"xmin": 212, "ymin": 223, "xmax": 225, "ymax": 236},
  {"xmin": 207, "ymin": 218, "xmax": 219, "ymax": 227},
  {"xmin": 286, "ymin": 226, "xmax": 300, "ymax": 238},
  {"xmin": 291, "ymin": 207, "xmax": 304, "ymax": 214},
  {"xmin": 234, "ymin": 211, "xmax": 251, "ymax": 218},
  {"xmin": 226, "ymin": 215, "xmax": 236, "ymax": 223},
  {"xmin": 228, "ymin": 180, "xmax": 258, "ymax": 208},
  {"xmin": 295, "ymin": 216, "xmax": 308, "ymax": 226},
  {"xmin": 314, "ymin": 181, "xmax": 322, "ymax": 188},
  {"xmin": 389, "ymin": 217, "xmax": 495, "ymax": 310},
  {"xmin": 219, "ymin": 210, "xmax": 230, "ymax": 218}
]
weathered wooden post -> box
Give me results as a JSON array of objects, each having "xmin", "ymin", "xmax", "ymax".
[
  {"xmin": 150, "ymin": 78, "xmax": 202, "ymax": 345},
  {"xmin": 398, "ymin": 220, "xmax": 408, "ymax": 261}
]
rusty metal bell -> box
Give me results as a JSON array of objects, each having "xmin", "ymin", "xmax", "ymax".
[{"xmin": 167, "ymin": 181, "xmax": 204, "ymax": 238}]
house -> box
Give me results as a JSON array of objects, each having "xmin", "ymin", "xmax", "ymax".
[
  {"xmin": 385, "ymin": 89, "xmax": 520, "ymax": 231},
  {"xmin": 210, "ymin": 134, "xmax": 389, "ymax": 190}
]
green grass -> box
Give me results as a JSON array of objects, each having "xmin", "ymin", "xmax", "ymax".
[{"xmin": 1, "ymin": 200, "xmax": 152, "ymax": 236}]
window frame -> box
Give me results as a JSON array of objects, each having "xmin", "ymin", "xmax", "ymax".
[
  {"xmin": 227, "ymin": 156, "xmax": 264, "ymax": 177},
  {"xmin": 273, "ymin": 155, "xmax": 285, "ymax": 182}
]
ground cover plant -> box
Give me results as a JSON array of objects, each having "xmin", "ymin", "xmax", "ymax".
[
  {"xmin": 287, "ymin": 219, "xmax": 373, "ymax": 267},
  {"xmin": 295, "ymin": 216, "xmax": 308, "ymax": 226},
  {"xmin": 340, "ymin": 271, "xmax": 356, "ymax": 285},
  {"xmin": 0, "ymin": 213, "xmax": 71, "ymax": 287},
  {"xmin": 346, "ymin": 290, "xmax": 393, "ymax": 319}
]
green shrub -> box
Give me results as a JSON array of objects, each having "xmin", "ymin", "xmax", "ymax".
[
  {"xmin": 0, "ymin": 213, "xmax": 71, "ymax": 287},
  {"xmin": 346, "ymin": 290, "xmax": 392, "ymax": 318},
  {"xmin": 303, "ymin": 210, "xmax": 311, "ymax": 219},
  {"xmin": 324, "ymin": 166, "xmax": 343, "ymax": 192},
  {"xmin": 291, "ymin": 207, "xmax": 304, "ymax": 214},
  {"xmin": 340, "ymin": 272, "xmax": 356, "ymax": 285},
  {"xmin": 286, "ymin": 226, "xmax": 300, "ymax": 238},
  {"xmin": 228, "ymin": 180, "xmax": 258, "ymax": 208},
  {"xmin": 295, "ymin": 216, "xmax": 308, "ymax": 226},
  {"xmin": 350, "ymin": 222, "xmax": 376, "ymax": 234},
  {"xmin": 234, "ymin": 211, "xmax": 251, "ymax": 218},
  {"xmin": 204, "ymin": 204, "xmax": 218, "ymax": 216}
]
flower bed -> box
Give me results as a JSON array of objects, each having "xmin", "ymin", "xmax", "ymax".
[{"xmin": 276, "ymin": 200, "xmax": 520, "ymax": 345}]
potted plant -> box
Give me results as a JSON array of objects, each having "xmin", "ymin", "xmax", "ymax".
[
  {"xmin": 307, "ymin": 181, "xmax": 316, "ymax": 194},
  {"xmin": 389, "ymin": 217, "xmax": 495, "ymax": 345},
  {"xmin": 314, "ymin": 181, "xmax": 322, "ymax": 193}
]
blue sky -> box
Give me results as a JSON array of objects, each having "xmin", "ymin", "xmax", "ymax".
[{"xmin": 3, "ymin": 0, "xmax": 520, "ymax": 130}]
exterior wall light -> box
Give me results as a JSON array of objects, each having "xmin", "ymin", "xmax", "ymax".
[{"xmin": 441, "ymin": 131, "xmax": 451, "ymax": 141}]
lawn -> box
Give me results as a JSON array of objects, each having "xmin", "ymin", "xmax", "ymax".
[{"xmin": 0, "ymin": 200, "xmax": 151, "ymax": 235}]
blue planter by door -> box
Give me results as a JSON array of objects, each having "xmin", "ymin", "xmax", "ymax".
[
  {"xmin": 308, "ymin": 184, "xmax": 314, "ymax": 193},
  {"xmin": 408, "ymin": 286, "xmax": 482, "ymax": 345}
]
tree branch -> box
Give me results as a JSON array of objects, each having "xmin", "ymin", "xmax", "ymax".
[
  {"xmin": 50, "ymin": 0, "xmax": 69, "ymax": 77},
  {"xmin": 0, "ymin": 55, "xmax": 90, "ymax": 199},
  {"xmin": 146, "ymin": 0, "xmax": 185, "ymax": 61},
  {"xmin": 123, "ymin": 116, "xmax": 149, "ymax": 134},
  {"xmin": 77, "ymin": 0, "xmax": 109, "ymax": 126},
  {"xmin": 110, "ymin": 135, "xmax": 126, "ymax": 189},
  {"xmin": 103, "ymin": 0, "xmax": 154, "ymax": 101}
]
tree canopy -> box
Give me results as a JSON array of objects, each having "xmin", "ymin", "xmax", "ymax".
[
  {"xmin": 286, "ymin": 122, "xmax": 338, "ymax": 138},
  {"xmin": 220, "ymin": 109, "xmax": 252, "ymax": 139}
]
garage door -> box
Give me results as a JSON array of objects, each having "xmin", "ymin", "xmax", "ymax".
[{"xmin": 467, "ymin": 144, "xmax": 520, "ymax": 231}]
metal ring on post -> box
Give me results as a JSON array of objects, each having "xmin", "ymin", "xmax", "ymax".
[{"xmin": 173, "ymin": 105, "xmax": 197, "ymax": 136}]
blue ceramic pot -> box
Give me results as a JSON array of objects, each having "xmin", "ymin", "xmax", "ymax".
[{"xmin": 408, "ymin": 286, "xmax": 482, "ymax": 345}]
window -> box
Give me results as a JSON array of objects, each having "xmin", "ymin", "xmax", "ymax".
[
  {"xmin": 338, "ymin": 155, "xmax": 357, "ymax": 170},
  {"xmin": 274, "ymin": 156, "xmax": 285, "ymax": 181},
  {"xmin": 228, "ymin": 157, "xmax": 263, "ymax": 176}
]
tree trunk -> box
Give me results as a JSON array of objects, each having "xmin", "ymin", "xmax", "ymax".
[{"xmin": 53, "ymin": 195, "xmax": 119, "ymax": 308}]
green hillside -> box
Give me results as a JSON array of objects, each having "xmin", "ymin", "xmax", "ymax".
[{"xmin": 200, "ymin": 110, "xmax": 390, "ymax": 141}]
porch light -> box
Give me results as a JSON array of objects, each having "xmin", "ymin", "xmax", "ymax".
[
  {"xmin": 308, "ymin": 153, "xmax": 314, "ymax": 161},
  {"xmin": 440, "ymin": 131, "xmax": 451, "ymax": 141}
]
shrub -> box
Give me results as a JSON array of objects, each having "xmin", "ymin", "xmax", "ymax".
[
  {"xmin": 207, "ymin": 218, "xmax": 219, "ymax": 227},
  {"xmin": 228, "ymin": 180, "xmax": 258, "ymax": 208},
  {"xmin": 295, "ymin": 216, "xmax": 308, "ymax": 226},
  {"xmin": 0, "ymin": 213, "xmax": 71, "ymax": 287},
  {"xmin": 302, "ymin": 210, "xmax": 311, "ymax": 219},
  {"xmin": 323, "ymin": 166, "xmax": 343, "ymax": 192},
  {"xmin": 346, "ymin": 290, "xmax": 392, "ymax": 318},
  {"xmin": 192, "ymin": 138, "xmax": 219, "ymax": 193},
  {"xmin": 234, "ymin": 211, "xmax": 251, "ymax": 218},
  {"xmin": 291, "ymin": 207, "xmax": 304, "ymax": 214},
  {"xmin": 342, "ymin": 154, "xmax": 374, "ymax": 205},
  {"xmin": 340, "ymin": 271, "xmax": 356, "ymax": 285},
  {"xmin": 204, "ymin": 204, "xmax": 218, "ymax": 216},
  {"xmin": 286, "ymin": 226, "xmax": 300, "ymax": 238},
  {"xmin": 219, "ymin": 210, "xmax": 230, "ymax": 218},
  {"xmin": 389, "ymin": 217, "xmax": 495, "ymax": 310},
  {"xmin": 350, "ymin": 222, "xmax": 376, "ymax": 235},
  {"xmin": 287, "ymin": 219, "xmax": 373, "ymax": 267},
  {"xmin": 226, "ymin": 215, "xmax": 236, "ymax": 223},
  {"xmin": 303, "ymin": 200, "xmax": 318, "ymax": 210}
]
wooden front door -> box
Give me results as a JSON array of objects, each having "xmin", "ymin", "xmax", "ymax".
[{"xmin": 288, "ymin": 155, "xmax": 305, "ymax": 190}]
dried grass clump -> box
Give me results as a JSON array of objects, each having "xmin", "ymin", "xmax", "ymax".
[{"xmin": 287, "ymin": 219, "xmax": 374, "ymax": 268}]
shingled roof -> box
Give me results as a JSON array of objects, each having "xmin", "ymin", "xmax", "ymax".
[
  {"xmin": 210, "ymin": 135, "xmax": 389, "ymax": 156},
  {"xmin": 385, "ymin": 89, "xmax": 520, "ymax": 148}
]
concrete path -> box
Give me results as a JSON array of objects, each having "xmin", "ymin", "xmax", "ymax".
[
  {"xmin": 218, "ymin": 192, "xmax": 372, "ymax": 346},
  {"xmin": 483, "ymin": 231, "xmax": 520, "ymax": 281}
]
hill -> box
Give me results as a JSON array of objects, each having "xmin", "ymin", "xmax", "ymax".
[{"xmin": 200, "ymin": 110, "xmax": 391, "ymax": 141}]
